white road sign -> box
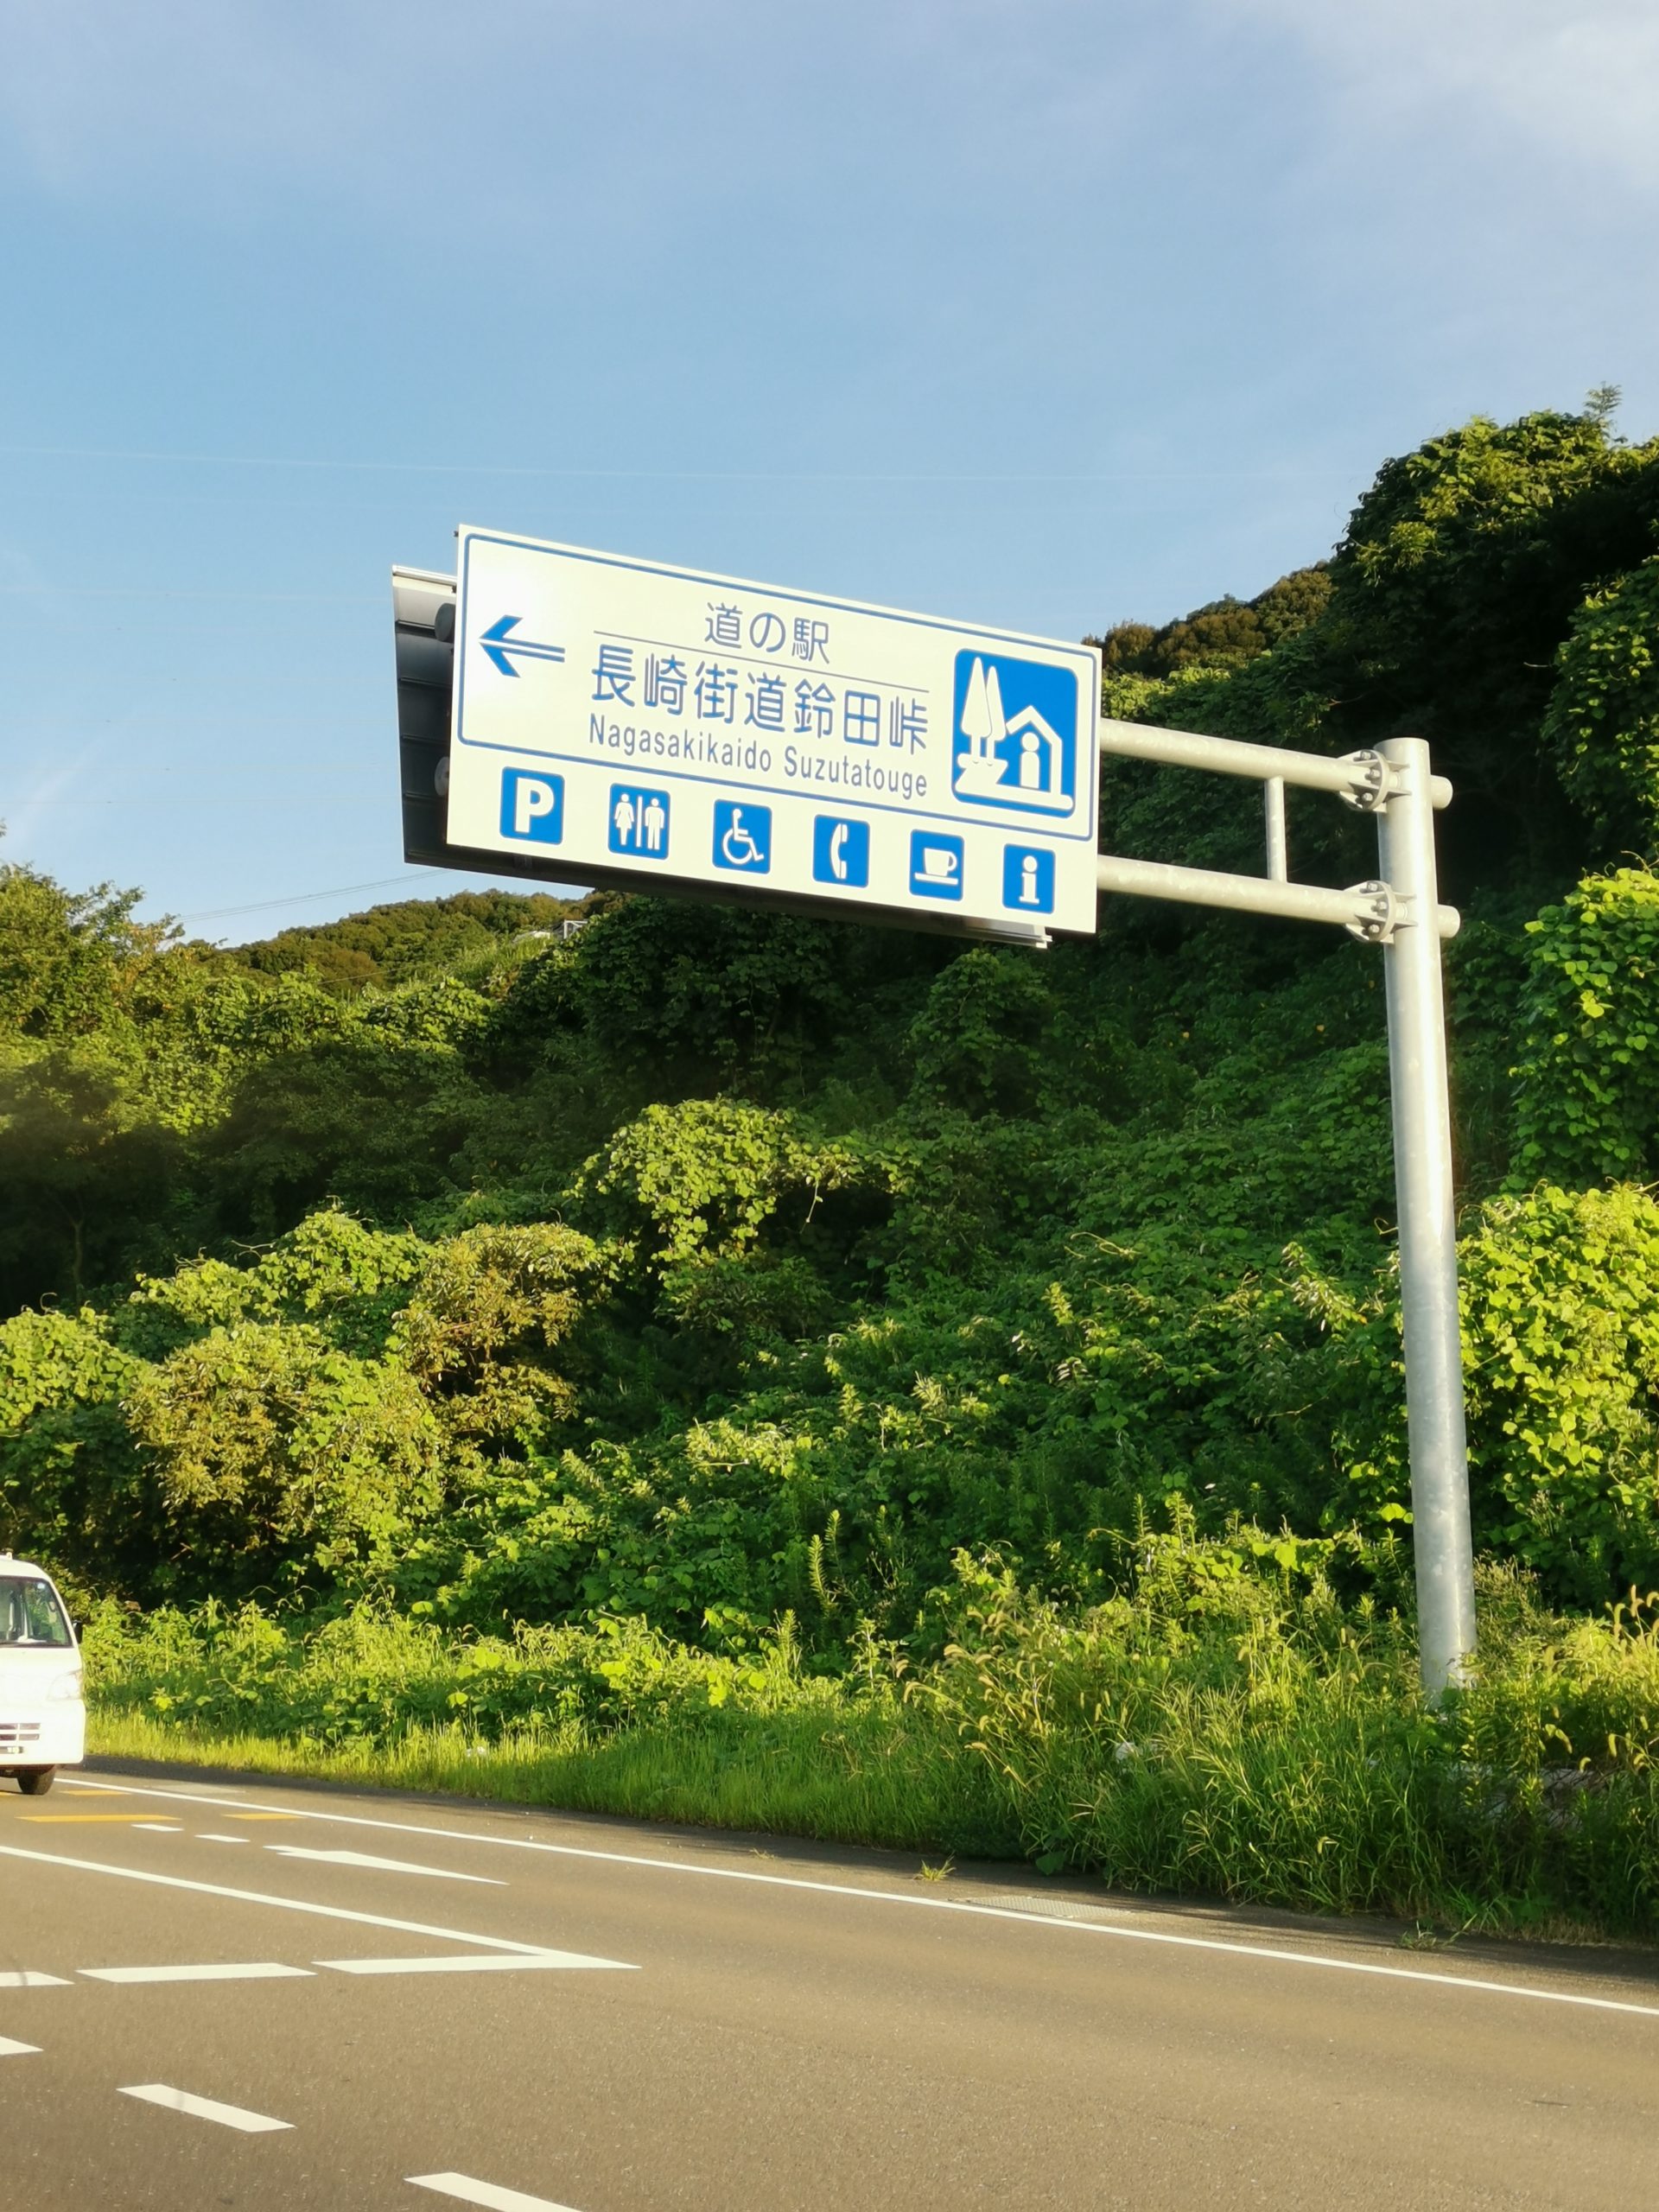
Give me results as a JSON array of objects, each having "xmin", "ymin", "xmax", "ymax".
[{"xmin": 445, "ymin": 528, "xmax": 1102, "ymax": 938}]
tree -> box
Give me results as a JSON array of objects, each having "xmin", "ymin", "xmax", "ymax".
[
  {"xmin": 0, "ymin": 861, "xmax": 170, "ymax": 1040},
  {"xmin": 219, "ymin": 889, "xmax": 585, "ymax": 995},
  {"xmin": 1311, "ymin": 408, "xmax": 1659, "ymax": 888},
  {"xmin": 1090, "ymin": 568, "xmax": 1332, "ymax": 679}
]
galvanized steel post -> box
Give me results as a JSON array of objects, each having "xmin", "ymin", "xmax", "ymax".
[
  {"xmin": 1264, "ymin": 777, "xmax": 1288, "ymax": 883},
  {"xmin": 1376, "ymin": 737, "xmax": 1478, "ymax": 1696}
]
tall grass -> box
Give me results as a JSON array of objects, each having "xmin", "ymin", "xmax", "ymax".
[
  {"xmin": 917, "ymin": 1556, "xmax": 1659, "ymax": 1934},
  {"xmin": 81, "ymin": 1601, "xmax": 1015, "ymax": 1852},
  {"xmin": 90, "ymin": 1704, "xmax": 1014, "ymax": 1853},
  {"xmin": 80, "ymin": 1554, "xmax": 1659, "ymax": 1940}
]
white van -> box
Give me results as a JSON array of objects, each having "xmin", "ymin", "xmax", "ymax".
[{"xmin": 0, "ymin": 1556, "xmax": 85, "ymax": 1796}]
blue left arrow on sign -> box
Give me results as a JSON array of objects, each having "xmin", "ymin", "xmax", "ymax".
[{"xmin": 480, "ymin": 614, "xmax": 567, "ymax": 677}]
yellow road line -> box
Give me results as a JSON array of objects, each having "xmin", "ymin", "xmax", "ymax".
[{"xmin": 17, "ymin": 1814, "xmax": 164, "ymax": 1824}]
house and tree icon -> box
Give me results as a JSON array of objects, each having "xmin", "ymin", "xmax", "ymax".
[{"xmin": 950, "ymin": 652, "xmax": 1079, "ymax": 819}]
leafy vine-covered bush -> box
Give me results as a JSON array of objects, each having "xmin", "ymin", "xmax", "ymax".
[
  {"xmin": 0, "ymin": 1210, "xmax": 597, "ymax": 1601},
  {"xmin": 1512, "ymin": 868, "xmax": 1659, "ymax": 1183},
  {"xmin": 125, "ymin": 1325, "xmax": 444, "ymax": 1581},
  {"xmin": 1542, "ymin": 555, "xmax": 1659, "ymax": 853},
  {"xmin": 1459, "ymin": 1185, "xmax": 1659, "ymax": 1603}
]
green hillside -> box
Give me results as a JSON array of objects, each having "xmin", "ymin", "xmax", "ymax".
[{"xmin": 7, "ymin": 400, "xmax": 1659, "ymax": 1932}]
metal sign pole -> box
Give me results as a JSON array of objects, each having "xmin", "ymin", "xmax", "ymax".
[
  {"xmin": 1376, "ymin": 738, "xmax": 1478, "ymax": 1694},
  {"xmin": 1092, "ymin": 721, "xmax": 1478, "ymax": 1696}
]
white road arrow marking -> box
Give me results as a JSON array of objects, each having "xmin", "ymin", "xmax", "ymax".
[
  {"xmin": 118, "ymin": 2083, "xmax": 292, "ymax": 2133},
  {"xmin": 267, "ymin": 1845, "xmax": 503, "ymax": 1885},
  {"xmin": 409, "ymin": 2177, "xmax": 585, "ymax": 2211},
  {"xmin": 0, "ymin": 1843, "xmax": 582, "ymax": 1955},
  {"xmin": 318, "ymin": 1951, "xmax": 629, "ymax": 1974},
  {"xmin": 83, "ymin": 1962, "xmax": 313, "ymax": 1983}
]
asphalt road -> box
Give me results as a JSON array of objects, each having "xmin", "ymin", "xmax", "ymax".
[{"xmin": 3, "ymin": 1765, "xmax": 1657, "ymax": 2209}]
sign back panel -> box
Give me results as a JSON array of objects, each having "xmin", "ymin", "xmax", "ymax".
[{"xmin": 446, "ymin": 529, "xmax": 1101, "ymax": 937}]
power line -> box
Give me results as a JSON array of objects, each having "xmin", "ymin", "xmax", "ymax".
[{"xmin": 179, "ymin": 870, "xmax": 451, "ymax": 925}]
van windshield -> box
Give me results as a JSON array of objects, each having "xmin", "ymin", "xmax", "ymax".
[{"xmin": 0, "ymin": 1576, "xmax": 72, "ymax": 1647}]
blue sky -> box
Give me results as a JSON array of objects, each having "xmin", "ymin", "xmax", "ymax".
[{"xmin": 3, "ymin": 0, "xmax": 1656, "ymax": 939}]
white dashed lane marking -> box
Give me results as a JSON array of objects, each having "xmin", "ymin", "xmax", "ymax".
[
  {"xmin": 0, "ymin": 2036, "xmax": 41, "ymax": 2056},
  {"xmin": 268, "ymin": 1845, "xmax": 504, "ymax": 1885},
  {"xmin": 82, "ymin": 1961, "xmax": 314, "ymax": 1983},
  {"xmin": 198, "ymin": 1833, "xmax": 250, "ymax": 1844},
  {"xmin": 318, "ymin": 1951, "xmax": 628, "ymax": 1975},
  {"xmin": 0, "ymin": 1970, "xmax": 69, "ymax": 1987},
  {"xmin": 118, "ymin": 2083, "xmax": 292, "ymax": 2133},
  {"xmin": 409, "ymin": 2177, "xmax": 584, "ymax": 2211}
]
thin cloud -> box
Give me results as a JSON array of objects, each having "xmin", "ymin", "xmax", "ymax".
[{"xmin": 1211, "ymin": 0, "xmax": 1659, "ymax": 192}]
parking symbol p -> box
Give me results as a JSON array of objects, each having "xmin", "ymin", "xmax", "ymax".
[{"xmin": 500, "ymin": 770, "xmax": 564, "ymax": 844}]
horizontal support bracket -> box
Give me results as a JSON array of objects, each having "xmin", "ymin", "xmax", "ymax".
[
  {"xmin": 1096, "ymin": 853, "xmax": 1459, "ymax": 941},
  {"xmin": 1098, "ymin": 719, "xmax": 1452, "ymax": 812}
]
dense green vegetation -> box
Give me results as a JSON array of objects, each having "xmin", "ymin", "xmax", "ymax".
[{"xmin": 8, "ymin": 399, "xmax": 1659, "ymax": 1933}]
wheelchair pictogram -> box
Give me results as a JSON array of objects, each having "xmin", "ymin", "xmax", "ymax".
[{"xmin": 713, "ymin": 801, "xmax": 772, "ymax": 874}]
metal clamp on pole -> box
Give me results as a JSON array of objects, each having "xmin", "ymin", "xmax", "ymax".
[
  {"xmin": 1344, "ymin": 880, "xmax": 1395, "ymax": 943},
  {"xmin": 1338, "ymin": 752, "xmax": 1389, "ymax": 812}
]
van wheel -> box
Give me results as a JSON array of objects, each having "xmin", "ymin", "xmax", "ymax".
[{"xmin": 16, "ymin": 1768, "xmax": 55, "ymax": 1796}]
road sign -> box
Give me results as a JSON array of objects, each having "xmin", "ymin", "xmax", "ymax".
[{"xmin": 442, "ymin": 528, "xmax": 1101, "ymax": 938}]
